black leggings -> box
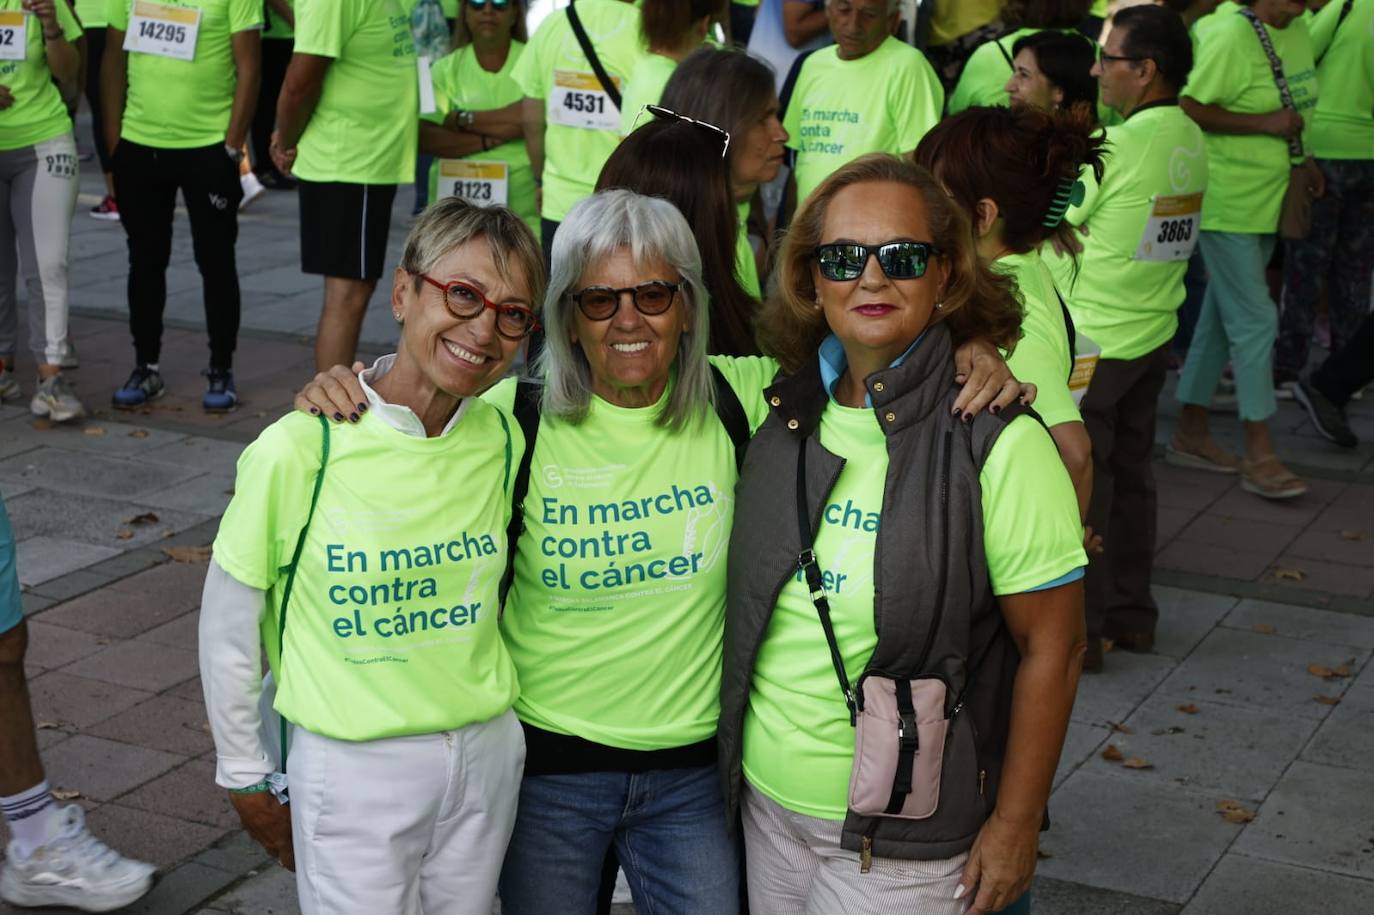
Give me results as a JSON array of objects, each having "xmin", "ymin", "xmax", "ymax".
[
  {"xmin": 250, "ymin": 37, "xmax": 294, "ymax": 174},
  {"xmin": 82, "ymin": 27, "xmax": 112, "ymax": 175}
]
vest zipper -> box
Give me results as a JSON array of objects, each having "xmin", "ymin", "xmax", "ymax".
[
  {"xmin": 860, "ymin": 835, "xmax": 873, "ymax": 873},
  {"xmin": 979, "ymin": 769, "xmax": 987, "ymax": 796},
  {"xmin": 909, "ymin": 428, "xmax": 953, "ymax": 677}
]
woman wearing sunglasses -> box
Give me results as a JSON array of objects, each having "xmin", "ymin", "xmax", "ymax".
[
  {"xmin": 201, "ymin": 199, "xmax": 543, "ymax": 914},
  {"xmin": 718, "ymin": 153, "xmax": 1087, "ymax": 915}
]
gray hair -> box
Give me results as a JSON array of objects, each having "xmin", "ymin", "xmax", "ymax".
[{"xmin": 534, "ymin": 190, "xmax": 714, "ymax": 431}]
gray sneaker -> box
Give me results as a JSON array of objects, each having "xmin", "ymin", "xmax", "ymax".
[
  {"xmin": 1293, "ymin": 378, "xmax": 1357, "ymax": 448},
  {"xmin": 30, "ymin": 374, "xmax": 86, "ymax": 423},
  {"xmin": 0, "ymin": 804, "xmax": 156, "ymax": 912},
  {"xmin": 0, "ymin": 367, "xmax": 20, "ymax": 402}
]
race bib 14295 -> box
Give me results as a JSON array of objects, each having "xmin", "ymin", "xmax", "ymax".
[{"xmin": 122, "ymin": 0, "xmax": 201, "ymax": 62}]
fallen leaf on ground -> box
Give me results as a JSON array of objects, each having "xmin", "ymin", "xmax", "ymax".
[
  {"xmin": 51, "ymin": 788, "xmax": 81, "ymax": 800},
  {"xmin": 30, "ymin": 418, "xmax": 51, "ymax": 431},
  {"xmin": 35, "ymin": 720, "xmax": 59, "ymax": 730},
  {"xmin": 1340, "ymin": 530, "xmax": 1366, "ymax": 541},
  {"xmin": 1106, "ymin": 720, "xmax": 1134, "ymax": 734},
  {"xmin": 1121, "ymin": 757, "xmax": 1154, "ymax": 770},
  {"xmin": 1252, "ymin": 623, "xmax": 1277, "ymax": 635},
  {"xmin": 1176, "ymin": 703, "xmax": 1200, "ymax": 714},
  {"xmin": 1101, "ymin": 745, "xmax": 1124, "ymax": 762},
  {"xmin": 163, "ymin": 544, "xmax": 212, "ymax": 563},
  {"xmin": 123, "ymin": 512, "xmax": 159, "ymax": 526},
  {"xmin": 1309, "ymin": 662, "xmax": 1354, "ymax": 680},
  {"xmin": 1273, "ymin": 567, "xmax": 1305, "ymax": 582},
  {"xmin": 114, "ymin": 530, "xmax": 134, "ymax": 541},
  {"xmin": 82, "ymin": 426, "xmax": 105, "ymax": 437},
  {"xmin": 1314, "ymin": 695, "xmax": 1342, "ymax": 706},
  {"xmin": 1216, "ymin": 800, "xmax": 1256, "ymax": 824},
  {"xmin": 127, "ymin": 429, "xmax": 150, "ymax": 439}
]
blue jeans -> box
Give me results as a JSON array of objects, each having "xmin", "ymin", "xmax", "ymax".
[{"xmin": 498, "ymin": 764, "xmax": 740, "ymax": 915}]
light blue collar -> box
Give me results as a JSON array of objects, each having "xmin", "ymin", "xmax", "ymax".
[{"xmin": 817, "ymin": 332, "xmax": 927, "ymax": 407}]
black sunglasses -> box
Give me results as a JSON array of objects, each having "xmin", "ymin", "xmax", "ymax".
[
  {"xmin": 631, "ymin": 104, "xmax": 731, "ymax": 159},
  {"xmin": 571, "ymin": 281, "xmax": 681, "ymax": 321},
  {"xmin": 815, "ymin": 241, "xmax": 940, "ymax": 282},
  {"xmin": 467, "ymin": 0, "xmax": 510, "ymax": 9}
]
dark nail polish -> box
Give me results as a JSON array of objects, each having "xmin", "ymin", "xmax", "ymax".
[
  {"xmin": 357, "ymin": 402, "xmax": 368, "ymax": 413},
  {"xmin": 951, "ymin": 408, "xmax": 962, "ymax": 419},
  {"xmin": 349, "ymin": 412, "xmax": 360, "ymax": 423},
  {"xmin": 333, "ymin": 412, "xmax": 344, "ymax": 422},
  {"xmin": 962, "ymin": 412, "xmax": 973, "ymax": 424},
  {"xmin": 991, "ymin": 405, "xmax": 1001, "ymax": 414},
  {"xmin": 309, "ymin": 407, "xmax": 320, "ymax": 415}
]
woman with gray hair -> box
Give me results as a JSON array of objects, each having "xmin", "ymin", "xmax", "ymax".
[{"xmin": 296, "ymin": 189, "xmax": 1027, "ymax": 914}]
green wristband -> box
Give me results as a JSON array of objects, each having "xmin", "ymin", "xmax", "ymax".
[{"xmin": 229, "ymin": 782, "xmax": 272, "ymax": 795}]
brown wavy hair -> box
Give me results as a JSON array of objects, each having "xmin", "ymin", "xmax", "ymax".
[
  {"xmin": 1000, "ymin": 0, "xmax": 1094, "ymax": 28},
  {"xmin": 757, "ymin": 154, "xmax": 1023, "ymax": 375}
]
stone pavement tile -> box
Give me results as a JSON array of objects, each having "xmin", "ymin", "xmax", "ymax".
[
  {"xmin": 122, "ymin": 862, "xmax": 242, "ymax": 915},
  {"xmin": 1154, "ymin": 476, "xmax": 1231, "ymax": 514},
  {"xmin": 1301, "ymin": 684, "xmax": 1374, "ymax": 772},
  {"xmin": 1201, "ymin": 485, "xmax": 1337, "ymax": 527},
  {"xmin": 7, "ymin": 418, "xmax": 187, "ymax": 459},
  {"xmin": 1157, "ymin": 628, "xmax": 1370, "ymax": 721},
  {"xmin": 192, "ymin": 831, "xmax": 271, "ymax": 877},
  {"xmin": 13, "ymin": 537, "xmax": 121, "ymax": 587},
  {"xmin": 169, "ymin": 674, "xmax": 206, "ymax": 703},
  {"xmin": 1153, "ymin": 587, "xmax": 1237, "ymax": 659},
  {"xmin": 1311, "ymin": 483, "xmax": 1374, "ymax": 529},
  {"xmin": 1274, "ymin": 431, "xmax": 1374, "ymax": 473},
  {"xmin": 1071, "ymin": 651, "xmax": 1177, "ymax": 726},
  {"xmin": 1154, "ymin": 506, "xmax": 1196, "ymax": 550},
  {"xmin": 5, "ymin": 487, "xmax": 208, "ymax": 549},
  {"xmin": 109, "ymin": 556, "xmax": 212, "ymax": 602},
  {"xmin": 87, "ymin": 694, "xmax": 215, "ymax": 758},
  {"xmin": 19, "ymin": 591, "xmax": 55, "ymax": 617},
  {"xmin": 239, "ymin": 265, "xmax": 324, "ymax": 297},
  {"xmin": 1092, "ymin": 695, "xmax": 1319, "ymax": 801},
  {"xmin": 198, "ymin": 865, "xmax": 301, "ymax": 915},
  {"xmin": 0, "ymin": 446, "xmax": 201, "ymax": 499},
  {"xmin": 82, "ymin": 803, "xmax": 228, "ymax": 871},
  {"xmin": 1054, "ymin": 721, "xmax": 1109, "ymax": 789},
  {"xmin": 0, "ymin": 416, "xmax": 50, "ymax": 461},
  {"xmin": 0, "ymin": 480, "xmax": 33, "ymax": 500},
  {"xmin": 21, "ymin": 620, "xmax": 108, "ymax": 672},
  {"xmin": 28, "ymin": 568, "xmax": 113, "ymax": 603},
  {"xmin": 1233, "ymin": 761, "xmax": 1374, "ymax": 879},
  {"xmin": 120, "ymin": 759, "xmax": 238, "ymax": 829},
  {"xmin": 1285, "ymin": 528, "xmax": 1374, "ymax": 568},
  {"xmin": 1172, "ymin": 514, "xmax": 1305, "ymax": 557},
  {"xmin": 139, "ymin": 472, "xmax": 238, "ymax": 516},
  {"xmin": 62, "ymin": 639, "xmax": 200, "ymax": 693},
  {"xmin": 1222, "ymin": 598, "xmax": 1374, "ymax": 649},
  {"xmin": 1037, "ymin": 770, "xmax": 1243, "ymax": 903},
  {"xmin": 140, "ymin": 435, "xmax": 245, "ymax": 477},
  {"xmin": 38, "ymin": 578, "xmax": 199, "ymax": 637},
  {"xmin": 1180, "ymin": 854, "xmax": 1374, "ymax": 915},
  {"xmin": 1032, "ymin": 876, "xmax": 1180, "ymax": 915},
  {"xmin": 26, "ymin": 670, "xmax": 151, "ymax": 729},
  {"xmin": 139, "ymin": 610, "xmax": 202, "ymax": 652},
  {"xmin": 41, "ymin": 735, "xmax": 185, "ymax": 802},
  {"xmin": 1155, "ymin": 540, "xmax": 1275, "ymax": 581},
  {"xmin": 1259, "ymin": 554, "xmax": 1374, "ymax": 598}
]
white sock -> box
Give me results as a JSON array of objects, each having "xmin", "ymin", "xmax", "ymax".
[
  {"xmin": 145, "ymin": 363, "xmax": 160, "ymax": 373},
  {"xmin": 2, "ymin": 780, "xmax": 62, "ymax": 857}
]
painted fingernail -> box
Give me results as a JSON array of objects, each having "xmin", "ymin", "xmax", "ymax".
[
  {"xmin": 309, "ymin": 407, "xmax": 320, "ymax": 416},
  {"xmin": 991, "ymin": 405, "xmax": 1001, "ymax": 414},
  {"xmin": 357, "ymin": 402, "xmax": 368, "ymax": 413},
  {"xmin": 954, "ymin": 884, "xmax": 967, "ymax": 901},
  {"xmin": 951, "ymin": 408, "xmax": 962, "ymax": 418},
  {"xmin": 333, "ymin": 412, "xmax": 344, "ymax": 422},
  {"xmin": 962, "ymin": 412, "xmax": 973, "ymax": 424},
  {"xmin": 349, "ymin": 412, "xmax": 359, "ymax": 423}
]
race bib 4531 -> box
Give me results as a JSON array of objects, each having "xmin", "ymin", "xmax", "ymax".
[
  {"xmin": 1136, "ymin": 192, "xmax": 1202, "ymax": 262},
  {"xmin": 548, "ymin": 70, "xmax": 620, "ymax": 131},
  {"xmin": 123, "ymin": 0, "xmax": 201, "ymax": 62},
  {"xmin": 0, "ymin": 12, "xmax": 26, "ymax": 61},
  {"xmin": 439, "ymin": 159, "xmax": 509, "ymax": 207}
]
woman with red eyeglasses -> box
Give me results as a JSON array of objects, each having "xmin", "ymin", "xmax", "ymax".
[{"xmin": 200, "ymin": 199, "xmax": 544, "ymax": 914}]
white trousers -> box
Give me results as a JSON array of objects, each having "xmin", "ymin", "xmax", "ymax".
[
  {"xmin": 741, "ymin": 783, "xmax": 968, "ymax": 915},
  {"xmin": 289, "ymin": 710, "xmax": 525, "ymax": 915}
]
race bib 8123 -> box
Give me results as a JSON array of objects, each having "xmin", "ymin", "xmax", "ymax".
[
  {"xmin": 123, "ymin": 0, "xmax": 201, "ymax": 62},
  {"xmin": 439, "ymin": 159, "xmax": 509, "ymax": 207}
]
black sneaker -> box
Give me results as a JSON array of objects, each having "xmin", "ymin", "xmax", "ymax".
[{"xmin": 1293, "ymin": 378, "xmax": 1357, "ymax": 448}]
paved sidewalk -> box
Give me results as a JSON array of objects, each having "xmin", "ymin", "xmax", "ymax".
[{"xmin": 1, "ymin": 137, "xmax": 1372, "ymax": 914}]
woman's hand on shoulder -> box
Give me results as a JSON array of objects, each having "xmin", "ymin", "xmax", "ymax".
[
  {"xmin": 294, "ymin": 362, "xmax": 368, "ymax": 423},
  {"xmin": 952, "ymin": 338, "xmax": 1036, "ymax": 420},
  {"xmin": 956, "ymin": 808, "xmax": 1039, "ymax": 914}
]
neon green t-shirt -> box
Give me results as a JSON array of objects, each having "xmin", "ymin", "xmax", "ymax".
[
  {"xmin": 742, "ymin": 404, "xmax": 1086, "ymax": 820},
  {"xmin": 423, "ymin": 42, "xmax": 539, "ymax": 238},
  {"xmin": 1182, "ymin": 7, "xmax": 1317, "ymax": 233},
  {"xmin": 735, "ymin": 201, "xmax": 761, "ymax": 300},
  {"xmin": 946, "ymin": 28, "xmax": 1033, "ymax": 115},
  {"xmin": 292, "ymin": 0, "xmax": 417, "ymax": 184},
  {"xmin": 998, "ymin": 248, "xmax": 1079, "ymax": 428},
  {"xmin": 1046, "ymin": 103, "xmax": 1209, "ymax": 361},
  {"xmin": 0, "ymin": 0, "xmax": 83, "ymax": 151},
  {"xmin": 263, "ymin": 1, "xmax": 292, "ymax": 39},
  {"xmin": 510, "ymin": 0, "xmax": 644, "ymax": 222},
  {"xmin": 784, "ymin": 37, "xmax": 944, "ymax": 203},
  {"xmin": 618, "ymin": 51, "xmax": 676, "ymax": 134},
  {"xmin": 1307, "ymin": 0, "xmax": 1373, "ymax": 160},
  {"xmin": 483, "ymin": 356, "xmax": 777, "ymax": 750},
  {"xmin": 108, "ymin": 0, "xmax": 262, "ymax": 149},
  {"xmin": 212, "ymin": 406, "xmax": 522, "ymax": 743},
  {"xmin": 75, "ymin": 0, "xmax": 107, "ymax": 28}
]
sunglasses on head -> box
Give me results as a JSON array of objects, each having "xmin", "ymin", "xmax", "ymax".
[
  {"xmin": 630, "ymin": 104, "xmax": 731, "ymax": 159},
  {"xmin": 416, "ymin": 274, "xmax": 540, "ymax": 340},
  {"xmin": 467, "ymin": 0, "xmax": 510, "ymax": 9},
  {"xmin": 814, "ymin": 241, "xmax": 940, "ymax": 282},
  {"xmin": 571, "ymin": 281, "xmax": 681, "ymax": 321}
]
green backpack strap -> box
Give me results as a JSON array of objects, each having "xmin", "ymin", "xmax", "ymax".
[{"xmin": 275, "ymin": 415, "xmax": 331, "ymax": 772}]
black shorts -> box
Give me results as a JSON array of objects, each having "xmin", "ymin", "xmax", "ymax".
[{"xmin": 297, "ymin": 179, "xmax": 398, "ymax": 280}]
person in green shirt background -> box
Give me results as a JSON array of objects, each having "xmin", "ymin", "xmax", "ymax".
[
  {"xmin": 250, "ymin": 0, "xmax": 294, "ymax": 189},
  {"xmin": 947, "ymin": 0, "xmax": 1093, "ymax": 114},
  {"xmin": 1274, "ymin": 0, "xmax": 1374, "ymax": 393},
  {"xmin": 1048, "ymin": 4, "xmax": 1207, "ymax": 669},
  {"xmin": 102, "ymin": 0, "xmax": 262, "ymax": 413},
  {"xmin": 420, "ymin": 0, "xmax": 536, "ymax": 237},
  {"xmin": 780, "ymin": 0, "xmax": 944, "ymax": 204},
  {"xmin": 511, "ymin": 0, "xmax": 644, "ymax": 261},
  {"xmin": 617, "ymin": 0, "xmax": 720, "ymax": 136},
  {"xmin": 1005, "ymin": 28, "xmax": 1099, "ymax": 115},
  {"xmin": 1171, "ymin": 0, "xmax": 1316, "ymax": 499},
  {"xmin": 272, "ymin": 0, "xmax": 418, "ymax": 373},
  {"xmin": 71, "ymin": 0, "xmax": 120, "ymax": 218}
]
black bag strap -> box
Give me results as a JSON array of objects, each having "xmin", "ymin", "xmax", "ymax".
[
  {"xmin": 777, "ymin": 48, "xmax": 818, "ymax": 173},
  {"xmin": 885, "ymin": 677, "xmax": 919, "ymax": 814},
  {"xmin": 1238, "ymin": 7, "xmax": 1304, "ymax": 159},
  {"xmin": 501, "ymin": 380, "xmax": 543, "ymax": 604},
  {"xmin": 994, "ymin": 34, "xmax": 1014, "ymax": 68},
  {"xmin": 710, "ymin": 364, "xmax": 751, "ymax": 471},
  {"xmin": 1315, "ymin": 0, "xmax": 1356, "ymax": 66},
  {"xmin": 275, "ymin": 414, "xmax": 331, "ymax": 771},
  {"xmin": 1055, "ymin": 286, "xmax": 1078, "ymax": 384},
  {"xmin": 795, "ymin": 441, "xmax": 858, "ymax": 724},
  {"xmin": 567, "ymin": 0, "xmax": 623, "ymax": 111}
]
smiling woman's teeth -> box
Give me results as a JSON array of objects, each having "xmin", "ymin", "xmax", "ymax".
[
  {"xmin": 611, "ymin": 342, "xmax": 651, "ymax": 353},
  {"xmin": 443, "ymin": 340, "xmax": 486, "ymax": 364}
]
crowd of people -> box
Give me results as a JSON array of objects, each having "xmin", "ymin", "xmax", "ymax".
[{"xmin": 0, "ymin": 0, "xmax": 1371, "ymax": 913}]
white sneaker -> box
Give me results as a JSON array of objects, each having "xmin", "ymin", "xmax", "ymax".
[
  {"xmin": 239, "ymin": 170, "xmax": 266, "ymax": 211},
  {"xmin": 1275, "ymin": 380, "xmax": 1296, "ymax": 401},
  {"xmin": 30, "ymin": 374, "xmax": 85, "ymax": 423},
  {"xmin": 0, "ymin": 805, "xmax": 156, "ymax": 912},
  {"xmin": 0, "ymin": 367, "xmax": 20, "ymax": 402}
]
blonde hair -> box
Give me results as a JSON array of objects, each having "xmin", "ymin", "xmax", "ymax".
[{"xmin": 399, "ymin": 197, "xmax": 545, "ymax": 308}]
